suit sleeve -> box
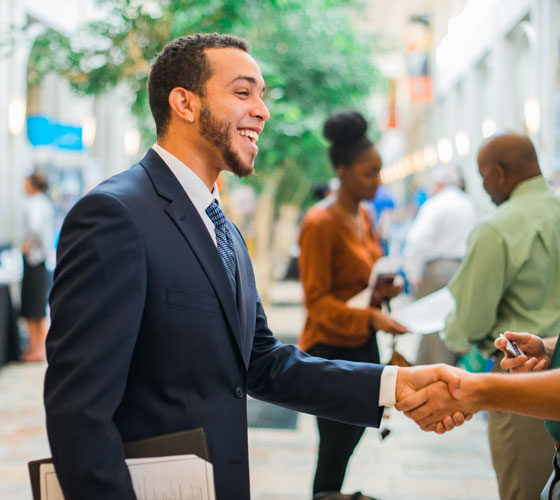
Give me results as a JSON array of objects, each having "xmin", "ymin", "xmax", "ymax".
[
  {"xmin": 298, "ymin": 213, "xmax": 372, "ymax": 337},
  {"xmin": 247, "ymin": 296, "xmax": 384, "ymax": 428},
  {"xmin": 44, "ymin": 192, "xmax": 146, "ymax": 499}
]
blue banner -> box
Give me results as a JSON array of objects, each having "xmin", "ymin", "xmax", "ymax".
[{"xmin": 27, "ymin": 115, "xmax": 84, "ymax": 151}]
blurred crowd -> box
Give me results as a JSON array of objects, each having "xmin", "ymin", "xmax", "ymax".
[
  {"xmin": 0, "ymin": 31, "xmax": 559, "ymax": 500},
  {"xmin": 2, "ymin": 118, "xmax": 560, "ymax": 500},
  {"xmin": 289, "ymin": 110, "xmax": 560, "ymax": 500}
]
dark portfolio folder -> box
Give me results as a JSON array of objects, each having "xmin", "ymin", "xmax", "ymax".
[{"xmin": 28, "ymin": 427, "xmax": 210, "ymax": 500}]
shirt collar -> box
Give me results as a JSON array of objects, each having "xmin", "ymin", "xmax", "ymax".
[
  {"xmin": 509, "ymin": 175, "xmax": 548, "ymax": 201},
  {"xmin": 151, "ymin": 143, "xmax": 221, "ymax": 213}
]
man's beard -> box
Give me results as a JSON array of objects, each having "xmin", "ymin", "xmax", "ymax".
[{"xmin": 199, "ymin": 104, "xmax": 254, "ymax": 178}]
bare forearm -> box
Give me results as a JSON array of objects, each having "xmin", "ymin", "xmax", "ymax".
[{"xmin": 465, "ymin": 369, "xmax": 560, "ymax": 420}]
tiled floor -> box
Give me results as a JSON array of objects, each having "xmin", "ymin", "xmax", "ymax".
[
  {"xmin": 249, "ymin": 408, "xmax": 498, "ymax": 500},
  {"xmin": 0, "ymin": 362, "xmax": 50, "ymax": 500},
  {"xmin": 0, "ymin": 282, "xmax": 500, "ymax": 499}
]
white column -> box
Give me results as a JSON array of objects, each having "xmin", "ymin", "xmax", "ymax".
[
  {"xmin": 93, "ymin": 86, "xmax": 141, "ymax": 181},
  {"xmin": 537, "ymin": 0, "xmax": 557, "ymax": 176},
  {"xmin": 0, "ymin": 0, "xmax": 11, "ymax": 244},
  {"xmin": 2, "ymin": 0, "xmax": 30, "ymax": 246}
]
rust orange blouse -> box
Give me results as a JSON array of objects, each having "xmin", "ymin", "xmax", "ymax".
[{"xmin": 297, "ymin": 202, "xmax": 383, "ymax": 351}]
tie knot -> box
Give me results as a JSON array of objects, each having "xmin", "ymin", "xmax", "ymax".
[{"xmin": 205, "ymin": 200, "xmax": 227, "ymax": 228}]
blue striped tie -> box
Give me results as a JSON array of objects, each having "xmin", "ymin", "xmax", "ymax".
[{"xmin": 205, "ymin": 200, "xmax": 237, "ymax": 295}]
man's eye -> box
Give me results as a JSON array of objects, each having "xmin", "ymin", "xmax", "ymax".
[{"xmin": 237, "ymin": 91, "xmax": 249, "ymax": 96}]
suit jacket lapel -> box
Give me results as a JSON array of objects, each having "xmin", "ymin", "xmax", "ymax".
[
  {"xmin": 139, "ymin": 149, "xmax": 246, "ymax": 363},
  {"xmin": 230, "ymin": 224, "xmax": 251, "ymax": 366}
]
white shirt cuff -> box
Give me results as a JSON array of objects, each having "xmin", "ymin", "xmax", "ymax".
[{"xmin": 379, "ymin": 365, "xmax": 398, "ymax": 407}]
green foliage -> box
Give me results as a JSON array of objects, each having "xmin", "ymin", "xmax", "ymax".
[{"xmin": 27, "ymin": 0, "xmax": 385, "ymax": 206}]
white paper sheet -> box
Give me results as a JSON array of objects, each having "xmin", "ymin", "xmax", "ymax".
[
  {"xmin": 40, "ymin": 463, "xmax": 63, "ymax": 500},
  {"xmin": 40, "ymin": 454, "xmax": 215, "ymax": 500},
  {"xmin": 391, "ymin": 287, "xmax": 456, "ymax": 335}
]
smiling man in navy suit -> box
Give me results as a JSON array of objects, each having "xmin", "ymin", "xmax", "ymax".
[{"xmin": 44, "ymin": 33, "xmax": 461, "ymax": 500}]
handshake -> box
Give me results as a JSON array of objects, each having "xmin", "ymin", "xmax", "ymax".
[
  {"xmin": 393, "ymin": 331, "xmax": 555, "ymax": 433},
  {"xmin": 394, "ymin": 363, "xmax": 470, "ymax": 434}
]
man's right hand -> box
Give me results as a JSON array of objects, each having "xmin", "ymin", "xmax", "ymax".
[{"xmin": 494, "ymin": 331, "xmax": 550, "ymax": 372}]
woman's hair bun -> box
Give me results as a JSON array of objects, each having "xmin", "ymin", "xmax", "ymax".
[{"xmin": 323, "ymin": 109, "xmax": 367, "ymax": 146}]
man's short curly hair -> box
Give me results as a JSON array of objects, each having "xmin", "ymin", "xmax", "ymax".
[{"xmin": 148, "ymin": 33, "xmax": 249, "ymax": 137}]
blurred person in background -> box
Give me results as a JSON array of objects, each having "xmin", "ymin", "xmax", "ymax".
[
  {"xmin": 314, "ymin": 177, "xmax": 340, "ymax": 209},
  {"xmin": 283, "ymin": 181, "xmax": 334, "ymax": 281},
  {"xmin": 312, "ymin": 182, "xmax": 332, "ymax": 202},
  {"xmin": 403, "ymin": 165, "xmax": 476, "ymax": 365},
  {"xmin": 298, "ymin": 109, "xmax": 407, "ymax": 500},
  {"xmin": 20, "ymin": 172, "xmax": 54, "ymax": 362},
  {"xmin": 368, "ymin": 186, "xmax": 396, "ymax": 255},
  {"xmin": 441, "ymin": 133, "xmax": 560, "ymax": 500}
]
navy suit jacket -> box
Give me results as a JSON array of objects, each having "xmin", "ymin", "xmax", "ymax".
[{"xmin": 44, "ymin": 148, "xmax": 384, "ymax": 500}]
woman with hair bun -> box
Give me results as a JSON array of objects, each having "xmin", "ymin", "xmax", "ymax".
[{"xmin": 298, "ymin": 110, "xmax": 406, "ymax": 500}]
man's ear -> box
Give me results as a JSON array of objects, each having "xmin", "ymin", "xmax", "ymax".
[
  {"xmin": 494, "ymin": 161, "xmax": 507, "ymax": 187},
  {"xmin": 168, "ymin": 87, "xmax": 199, "ymax": 124},
  {"xmin": 335, "ymin": 165, "xmax": 346, "ymax": 180}
]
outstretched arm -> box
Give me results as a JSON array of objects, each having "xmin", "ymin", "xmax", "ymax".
[{"xmin": 397, "ymin": 365, "xmax": 560, "ymax": 431}]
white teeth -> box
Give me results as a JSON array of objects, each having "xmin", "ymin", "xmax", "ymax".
[{"xmin": 237, "ymin": 129, "xmax": 258, "ymax": 143}]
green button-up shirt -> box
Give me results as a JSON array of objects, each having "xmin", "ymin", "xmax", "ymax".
[{"xmin": 443, "ymin": 176, "xmax": 560, "ymax": 356}]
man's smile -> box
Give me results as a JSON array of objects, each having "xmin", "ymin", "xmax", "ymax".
[{"xmin": 237, "ymin": 128, "xmax": 259, "ymax": 143}]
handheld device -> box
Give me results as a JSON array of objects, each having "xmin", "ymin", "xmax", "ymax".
[
  {"xmin": 373, "ymin": 273, "xmax": 396, "ymax": 289},
  {"xmin": 498, "ymin": 333, "xmax": 525, "ymax": 357},
  {"xmin": 371, "ymin": 273, "xmax": 397, "ymax": 310}
]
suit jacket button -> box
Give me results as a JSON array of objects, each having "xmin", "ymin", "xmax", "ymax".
[{"xmin": 234, "ymin": 386, "xmax": 244, "ymax": 399}]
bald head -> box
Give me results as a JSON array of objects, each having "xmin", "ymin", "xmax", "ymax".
[
  {"xmin": 479, "ymin": 133, "xmax": 540, "ymax": 177},
  {"xmin": 477, "ymin": 132, "xmax": 541, "ymax": 205}
]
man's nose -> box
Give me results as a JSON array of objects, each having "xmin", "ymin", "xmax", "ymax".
[{"xmin": 252, "ymin": 98, "xmax": 270, "ymax": 122}]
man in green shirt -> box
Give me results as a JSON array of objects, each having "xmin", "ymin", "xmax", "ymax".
[{"xmin": 441, "ymin": 133, "xmax": 560, "ymax": 500}]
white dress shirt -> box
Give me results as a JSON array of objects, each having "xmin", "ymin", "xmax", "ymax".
[
  {"xmin": 22, "ymin": 192, "xmax": 55, "ymax": 265},
  {"xmin": 152, "ymin": 143, "xmax": 398, "ymax": 407},
  {"xmin": 379, "ymin": 365, "xmax": 398, "ymax": 406},
  {"xmin": 404, "ymin": 186, "xmax": 477, "ymax": 284},
  {"xmin": 152, "ymin": 143, "xmax": 221, "ymax": 247}
]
